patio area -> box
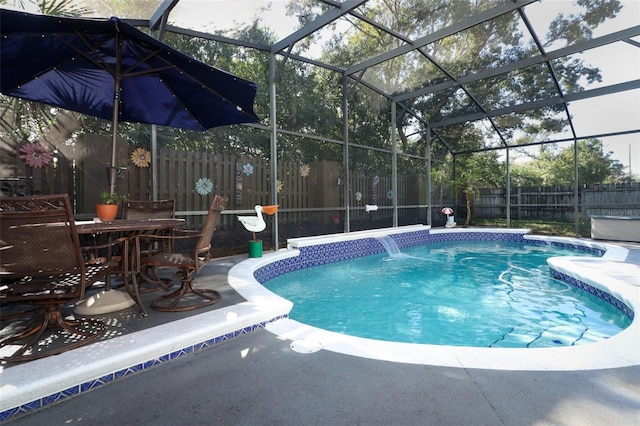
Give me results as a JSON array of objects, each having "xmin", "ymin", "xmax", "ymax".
[
  {"xmin": 1, "ymin": 2, "xmax": 639, "ymax": 423},
  {"xmin": 1, "ymin": 237, "xmax": 639, "ymax": 424}
]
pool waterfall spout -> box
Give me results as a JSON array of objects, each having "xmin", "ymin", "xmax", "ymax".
[{"xmin": 375, "ymin": 235, "xmax": 402, "ymax": 257}]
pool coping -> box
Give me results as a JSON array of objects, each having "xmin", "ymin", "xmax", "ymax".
[{"xmin": 228, "ymin": 226, "xmax": 640, "ymax": 371}]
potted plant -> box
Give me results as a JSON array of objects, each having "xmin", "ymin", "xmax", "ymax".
[{"xmin": 96, "ymin": 191, "xmax": 127, "ymax": 223}]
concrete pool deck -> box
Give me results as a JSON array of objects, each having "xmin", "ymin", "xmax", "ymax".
[{"xmin": 1, "ymin": 232, "xmax": 639, "ymax": 424}]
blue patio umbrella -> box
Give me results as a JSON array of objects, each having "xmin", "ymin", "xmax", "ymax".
[{"xmin": 0, "ymin": 9, "xmax": 260, "ymax": 193}]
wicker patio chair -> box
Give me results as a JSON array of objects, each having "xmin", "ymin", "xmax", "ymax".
[
  {"xmin": 0, "ymin": 194, "xmax": 122, "ymax": 362},
  {"xmin": 138, "ymin": 194, "xmax": 227, "ymax": 312}
]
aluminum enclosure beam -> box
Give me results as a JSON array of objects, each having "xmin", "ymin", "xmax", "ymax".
[
  {"xmin": 346, "ymin": 0, "xmax": 538, "ymax": 76},
  {"xmin": 272, "ymin": 0, "xmax": 368, "ymax": 54},
  {"xmin": 394, "ymin": 25, "xmax": 640, "ymax": 103}
]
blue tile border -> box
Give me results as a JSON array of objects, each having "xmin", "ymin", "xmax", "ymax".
[
  {"xmin": 256, "ymin": 230, "xmax": 607, "ymax": 280},
  {"xmin": 525, "ymin": 238, "xmax": 607, "ymax": 256},
  {"xmin": 549, "ymin": 269, "xmax": 634, "ymax": 320},
  {"xmin": 255, "ymin": 230, "xmax": 432, "ymax": 282},
  {"xmin": 0, "ymin": 314, "xmax": 288, "ymax": 423}
]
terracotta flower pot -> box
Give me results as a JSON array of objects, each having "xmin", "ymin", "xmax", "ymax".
[{"xmin": 96, "ymin": 204, "xmax": 118, "ymax": 223}]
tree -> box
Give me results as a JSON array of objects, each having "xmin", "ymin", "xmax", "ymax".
[
  {"xmin": 294, "ymin": 0, "xmax": 624, "ymax": 201},
  {"xmin": 0, "ymin": 0, "xmax": 88, "ymax": 176},
  {"xmin": 511, "ymin": 139, "xmax": 627, "ymax": 186},
  {"xmin": 1, "ymin": 0, "xmax": 631, "ymax": 201},
  {"xmin": 76, "ymin": 0, "xmax": 158, "ymax": 18},
  {"xmin": 454, "ymin": 151, "xmax": 504, "ymax": 225}
]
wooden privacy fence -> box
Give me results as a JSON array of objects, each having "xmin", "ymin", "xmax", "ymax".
[
  {"xmin": 128, "ymin": 152, "xmax": 424, "ymax": 228},
  {"xmin": 129, "ymin": 151, "xmax": 272, "ymax": 228},
  {"xmin": 474, "ymin": 183, "xmax": 640, "ymax": 221},
  {"xmin": 582, "ymin": 183, "xmax": 640, "ymax": 216},
  {"xmin": 129, "ymin": 150, "xmax": 318, "ymax": 228},
  {"xmin": 0, "ymin": 155, "xmax": 74, "ymax": 198},
  {"xmin": 4, "ymin": 145, "xmax": 637, "ymax": 227}
]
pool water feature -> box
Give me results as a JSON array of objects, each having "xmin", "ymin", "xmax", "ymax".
[
  {"xmin": 375, "ymin": 235, "xmax": 402, "ymax": 256},
  {"xmin": 262, "ymin": 240, "xmax": 630, "ymax": 348},
  {"xmin": 228, "ymin": 226, "xmax": 640, "ymax": 370}
]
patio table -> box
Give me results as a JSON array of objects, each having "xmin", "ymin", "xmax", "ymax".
[{"xmin": 74, "ymin": 218, "xmax": 185, "ymax": 316}]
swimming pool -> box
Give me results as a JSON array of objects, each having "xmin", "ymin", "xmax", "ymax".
[
  {"xmin": 228, "ymin": 226, "xmax": 640, "ymax": 371},
  {"xmin": 261, "ymin": 240, "xmax": 630, "ymax": 348}
]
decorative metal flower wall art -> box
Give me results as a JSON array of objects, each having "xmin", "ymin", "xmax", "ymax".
[
  {"xmin": 299, "ymin": 164, "xmax": 310, "ymax": 177},
  {"xmin": 276, "ymin": 180, "xmax": 283, "ymax": 193},
  {"xmin": 242, "ymin": 163, "xmax": 254, "ymax": 176},
  {"xmin": 195, "ymin": 177, "xmax": 214, "ymax": 195},
  {"xmin": 130, "ymin": 148, "xmax": 151, "ymax": 167},
  {"xmin": 19, "ymin": 142, "xmax": 53, "ymax": 168}
]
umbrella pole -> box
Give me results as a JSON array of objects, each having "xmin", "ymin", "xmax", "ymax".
[
  {"xmin": 109, "ymin": 35, "xmax": 122, "ymax": 195},
  {"xmin": 108, "ymin": 77, "xmax": 121, "ymax": 194},
  {"xmin": 109, "ymin": 86, "xmax": 119, "ymax": 196}
]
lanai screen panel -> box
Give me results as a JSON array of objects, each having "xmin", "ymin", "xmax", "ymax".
[
  {"xmin": 570, "ymin": 91, "xmax": 640, "ymax": 139},
  {"xmin": 493, "ymin": 108, "xmax": 571, "ymax": 146},
  {"xmin": 166, "ymin": 0, "xmax": 307, "ymax": 40},
  {"xmin": 525, "ymin": 0, "xmax": 638, "ymax": 50},
  {"xmin": 274, "ymin": 58, "xmax": 344, "ymax": 136},
  {"xmin": 360, "ymin": 50, "xmax": 444, "ymax": 97},
  {"xmin": 347, "ymin": 85, "xmax": 393, "ymax": 150}
]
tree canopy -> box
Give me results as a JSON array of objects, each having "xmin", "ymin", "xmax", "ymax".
[
  {"xmin": 0, "ymin": 0, "xmax": 636, "ymax": 187},
  {"xmin": 511, "ymin": 139, "xmax": 627, "ymax": 186}
]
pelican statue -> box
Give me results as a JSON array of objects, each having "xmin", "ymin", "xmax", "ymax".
[{"xmin": 238, "ymin": 205, "xmax": 278, "ymax": 240}]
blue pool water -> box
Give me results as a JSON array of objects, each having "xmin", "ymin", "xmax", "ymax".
[{"xmin": 263, "ymin": 240, "xmax": 632, "ymax": 348}]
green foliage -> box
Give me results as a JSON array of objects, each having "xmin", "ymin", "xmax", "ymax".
[
  {"xmin": 0, "ymin": 0, "xmax": 632, "ymax": 199},
  {"xmin": 452, "ymin": 151, "xmax": 504, "ymax": 225},
  {"xmin": 99, "ymin": 191, "xmax": 127, "ymax": 205},
  {"xmin": 511, "ymin": 139, "xmax": 627, "ymax": 186},
  {"xmin": 370, "ymin": 0, "xmax": 622, "ymax": 163},
  {"xmin": 0, "ymin": 0, "xmax": 86, "ymax": 149},
  {"xmin": 37, "ymin": 0, "xmax": 87, "ymax": 17},
  {"xmin": 73, "ymin": 0, "xmax": 156, "ymax": 18},
  {"xmin": 472, "ymin": 218, "xmax": 591, "ymax": 238},
  {"xmin": 547, "ymin": 0, "xmax": 622, "ymax": 46}
]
